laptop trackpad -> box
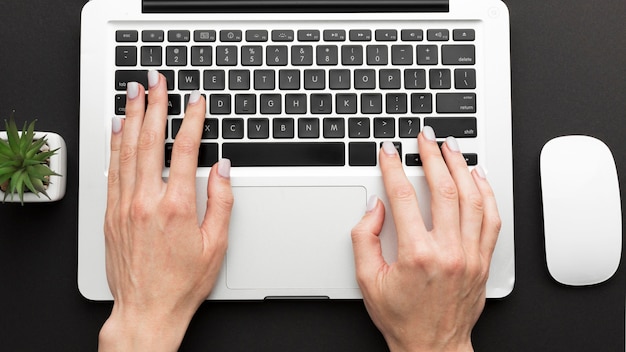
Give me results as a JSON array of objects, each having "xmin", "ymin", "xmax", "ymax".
[{"xmin": 226, "ymin": 186, "xmax": 366, "ymax": 290}]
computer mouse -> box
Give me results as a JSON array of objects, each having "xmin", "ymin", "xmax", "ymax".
[{"xmin": 540, "ymin": 135, "xmax": 622, "ymax": 286}]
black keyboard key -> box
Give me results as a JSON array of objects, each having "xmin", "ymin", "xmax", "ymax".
[
  {"xmin": 436, "ymin": 93, "xmax": 476, "ymax": 113},
  {"xmin": 342, "ymin": 45, "xmax": 364, "ymax": 66},
  {"xmin": 380, "ymin": 142, "xmax": 402, "ymax": 161},
  {"xmin": 404, "ymin": 69, "xmax": 427, "ymax": 89},
  {"xmin": 455, "ymin": 69, "xmax": 476, "ymax": 89},
  {"xmin": 376, "ymin": 29, "xmax": 397, "ymax": 41},
  {"xmin": 248, "ymin": 118, "xmax": 270, "ymax": 139},
  {"xmin": 216, "ymin": 46, "xmax": 237, "ymax": 66},
  {"xmin": 336, "ymin": 93, "xmax": 357, "ymax": 114},
  {"xmin": 374, "ymin": 118, "xmax": 395, "ymax": 138},
  {"xmin": 272, "ymin": 30, "xmax": 294, "ymax": 42},
  {"xmin": 254, "ymin": 70, "xmax": 276, "ymax": 90},
  {"xmin": 167, "ymin": 94, "xmax": 181, "ymax": 115},
  {"xmin": 349, "ymin": 30, "xmax": 372, "ymax": 41},
  {"xmin": 304, "ymin": 69, "xmax": 325, "ymax": 90},
  {"xmin": 329, "ymin": 69, "xmax": 350, "ymax": 89},
  {"xmin": 366, "ymin": 45, "xmax": 388, "ymax": 65},
  {"xmin": 204, "ymin": 70, "xmax": 226, "ymax": 90},
  {"xmin": 267, "ymin": 46, "xmax": 288, "ymax": 66},
  {"xmin": 229, "ymin": 70, "xmax": 251, "ymax": 90},
  {"xmin": 235, "ymin": 94, "xmax": 256, "ymax": 114},
  {"xmin": 115, "ymin": 70, "xmax": 174, "ymax": 91},
  {"xmin": 220, "ymin": 30, "xmax": 242, "ymax": 42},
  {"xmin": 223, "ymin": 142, "xmax": 345, "ymax": 167},
  {"xmin": 298, "ymin": 30, "xmax": 320, "ymax": 42},
  {"xmin": 348, "ymin": 117, "xmax": 370, "ymax": 138},
  {"xmin": 355, "ymin": 69, "xmax": 376, "ymax": 89},
  {"xmin": 222, "ymin": 118, "xmax": 244, "ymax": 139},
  {"xmin": 391, "ymin": 45, "xmax": 413, "ymax": 65},
  {"xmin": 184, "ymin": 93, "xmax": 206, "ymax": 112},
  {"xmin": 168, "ymin": 30, "xmax": 190, "ymax": 42},
  {"xmin": 310, "ymin": 94, "xmax": 332, "ymax": 114},
  {"xmin": 142, "ymin": 30, "xmax": 164, "ymax": 42},
  {"xmin": 260, "ymin": 94, "xmax": 281, "ymax": 114},
  {"xmin": 424, "ymin": 117, "xmax": 477, "ymax": 138},
  {"xmin": 427, "ymin": 29, "xmax": 449, "ymax": 41},
  {"xmin": 317, "ymin": 46, "xmax": 338, "ymax": 65},
  {"xmin": 399, "ymin": 118, "xmax": 420, "ymax": 138},
  {"xmin": 324, "ymin": 30, "xmax": 346, "ymax": 41},
  {"xmin": 166, "ymin": 46, "xmax": 187, "ymax": 66},
  {"xmin": 163, "ymin": 143, "xmax": 218, "ymax": 167},
  {"xmin": 430, "ymin": 69, "xmax": 452, "ymax": 89},
  {"xmin": 202, "ymin": 119, "xmax": 219, "ymax": 139},
  {"xmin": 209, "ymin": 94, "xmax": 231, "ymax": 114},
  {"xmin": 453, "ymin": 29, "xmax": 475, "ymax": 41},
  {"xmin": 401, "ymin": 29, "xmax": 423, "ymax": 41},
  {"xmin": 246, "ymin": 30, "xmax": 268, "ymax": 42},
  {"xmin": 285, "ymin": 94, "xmax": 307, "ymax": 114},
  {"xmin": 361, "ymin": 94, "xmax": 382, "ymax": 114},
  {"xmin": 442, "ymin": 45, "xmax": 475, "ymax": 65},
  {"xmin": 386, "ymin": 93, "xmax": 407, "ymax": 114},
  {"xmin": 191, "ymin": 46, "xmax": 212, "ymax": 66},
  {"xmin": 178, "ymin": 70, "xmax": 200, "ymax": 90},
  {"xmin": 323, "ymin": 118, "xmax": 345, "ymax": 138},
  {"xmin": 241, "ymin": 46, "xmax": 263, "ymax": 66},
  {"xmin": 406, "ymin": 153, "xmax": 477, "ymax": 166},
  {"xmin": 116, "ymin": 46, "xmax": 137, "ymax": 66},
  {"xmin": 273, "ymin": 118, "xmax": 295, "ymax": 138},
  {"xmin": 292, "ymin": 46, "xmax": 314, "ymax": 66},
  {"xmin": 417, "ymin": 45, "xmax": 438, "ymax": 65},
  {"xmin": 380, "ymin": 69, "xmax": 401, "ymax": 89},
  {"xmin": 279, "ymin": 69, "xmax": 300, "ymax": 90},
  {"xmin": 194, "ymin": 30, "xmax": 216, "ymax": 42},
  {"xmin": 298, "ymin": 118, "xmax": 320, "ymax": 138},
  {"xmin": 411, "ymin": 93, "xmax": 432, "ymax": 113},
  {"xmin": 141, "ymin": 46, "xmax": 162, "ymax": 66},
  {"xmin": 116, "ymin": 30, "xmax": 138, "ymax": 42},
  {"xmin": 349, "ymin": 142, "xmax": 376, "ymax": 166}
]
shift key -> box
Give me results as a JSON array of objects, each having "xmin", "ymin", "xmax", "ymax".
[{"xmin": 436, "ymin": 93, "xmax": 476, "ymax": 113}]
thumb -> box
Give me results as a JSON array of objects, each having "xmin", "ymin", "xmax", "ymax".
[
  {"xmin": 201, "ymin": 159, "xmax": 234, "ymax": 242},
  {"xmin": 351, "ymin": 195, "xmax": 387, "ymax": 288}
]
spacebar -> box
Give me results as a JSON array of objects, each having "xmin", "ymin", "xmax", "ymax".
[{"xmin": 222, "ymin": 142, "xmax": 345, "ymax": 167}]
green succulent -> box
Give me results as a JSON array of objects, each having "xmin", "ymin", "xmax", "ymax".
[{"xmin": 0, "ymin": 115, "xmax": 59, "ymax": 204}]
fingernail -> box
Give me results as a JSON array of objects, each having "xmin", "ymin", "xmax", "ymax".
[
  {"xmin": 127, "ymin": 81, "xmax": 139, "ymax": 100},
  {"xmin": 382, "ymin": 141, "xmax": 397, "ymax": 156},
  {"xmin": 112, "ymin": 116, "xmax": 122, "ymax": 134},
  {"xmin": 148, "ymin": 69, "xmax": 159, "ymax": 88},
  {"xmin": 422, "ymin": 126, "xmax": 436, "ymax": 142},
  {"xmin": 445, "ymin": 136, "xmax": 460, "ymax": 152},
  {"xmin": 218, "ymin": 158, "xmax": 231, "ymax": 179},
  {"xmin": 475, "ymin": 165, "xmax": 487, "ymax": 179},
  {"xmin": 188, "ymin": 90, "xmax": 201, "ymax": 105},
  {"xmin": 366, "ymin": 195, "xmax": 378, "ymax": 213}
]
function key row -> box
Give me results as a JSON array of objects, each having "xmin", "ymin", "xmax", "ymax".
[{"xmin": 116, "ymin": 29, "xmax": 475, "ymax": 43}]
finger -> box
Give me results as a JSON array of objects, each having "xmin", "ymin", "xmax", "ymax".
[
  {"xmin": 441, "ymin": 136, "xmax": 483, "ymax": 252},
  {"xmin": 350, "ymin": 195, "xmax": 387, "ymax": 290},
  {"xmin": 119, "ymin": 81, "xmax": 146, "ymax": 201},
  {"xmin": 201, "ymin": 159, "xmax": 234, "ymax": 250},
  {"xmin": 167, "ymin": 90, "xmax": 205, "ymax": 199},
  {"xmin": 419, "ymin": 126, "xmax": 460, "ymax": 239},
  {"xmin": 472, "ymin": 166, "xmax": 502, "ymax": 263},
  {"xmin": 135, "ymin": 70, "xmax": 168, "ymax": 191},
  {"xmin": 379, "ymin": 141, "xmax": 427, "ymax": 251},
  {"xmin": 106, "ymin": 116, "xmax": 124, "ymax": 208}
]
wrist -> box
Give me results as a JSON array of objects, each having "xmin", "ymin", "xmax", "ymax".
[
  {"xmin": 386, "ymin": 336, "xmax": 474, "ymax": 352},
  {"xmin": 99, "ymin": 303, "xmax": 195, "ymax": 352}
]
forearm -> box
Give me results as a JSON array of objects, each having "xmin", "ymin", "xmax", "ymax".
[{"xmin": 99, "ymin": 304, "xmax": 195, "ymax": 352}]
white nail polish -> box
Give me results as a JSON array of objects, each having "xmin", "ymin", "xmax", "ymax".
[
  {"xmin": 126, "ymin": 82, "xmax": 139, "ymax": 100},
  {"xmin": 111, "ymin": 116, "xmax": 122, "ymax": 134},
  {"xmin": 148, "ymin": 69, "xmax": 159, "ymax": 88},
  {"xmin": 382, "ymin": 141, "xmax": 397, "ymax": 156},
  {"xmin": 366, "ymin": 195, "xmax": 378, "ymax": 213},
  {"xmin": 475, "ymin": 165, "xmax": 487, "ymax": 179},
  {"xmin": 188, "ymin": 90, "xmax": 201, "ymax": 105},
  {"xmin": 446, "ymin": 136, "xmax": 460, "ymax": 152},
  {"xmin": 218, "ymin": 158, "xmax": 231, "ymax": 178},
  {"xmin": 422, "ymin": 126, "xmax": 436, "ymax": 141}
]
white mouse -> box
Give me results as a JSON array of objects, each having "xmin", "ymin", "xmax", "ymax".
[{"xmin": 540, "ymin": 135, "xmax": 622, "ymax": 286}]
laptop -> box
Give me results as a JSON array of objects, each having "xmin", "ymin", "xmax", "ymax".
[{"xmin": 79, "ymin": 0, "xmax": 514, "ymax": 300}]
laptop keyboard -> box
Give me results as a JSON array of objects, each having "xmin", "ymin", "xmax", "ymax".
[{"xmin": 114, "ymin": 25, "xmax": 478, "ymax": 168}]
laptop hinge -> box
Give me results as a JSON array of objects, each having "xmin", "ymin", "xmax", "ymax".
[{"xmin": 143, "ymin": 0, "xmax": 449, "ymax": 13}]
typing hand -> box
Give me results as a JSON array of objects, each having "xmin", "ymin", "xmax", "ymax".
[
  {"xmin": 351, "ymin": 127, "xmax": 501, "ymax": 352},
  {"xmin": 99, "ymin": 71, "xmax": 233, "ymax": 351}
]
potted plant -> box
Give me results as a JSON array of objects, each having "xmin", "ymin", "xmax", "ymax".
[{"xmin": 0, "ymin": 115, "xmax": 66, "ymax": 204}]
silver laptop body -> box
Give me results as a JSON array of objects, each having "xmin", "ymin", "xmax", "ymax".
[{"xmin": 79, "ymin": 0, "xmax": 514, "ymax": 300}]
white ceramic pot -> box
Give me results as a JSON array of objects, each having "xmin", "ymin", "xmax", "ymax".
[{"xmin": 0, "ymin": 131, "xmax": 67, "ymax": 203}]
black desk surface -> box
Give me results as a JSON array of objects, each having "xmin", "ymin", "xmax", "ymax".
[{"xmin": 1, "ymin": 1, "xmax": 624, "ymax": 350}]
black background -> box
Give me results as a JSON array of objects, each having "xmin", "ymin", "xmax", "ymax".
[{"xmin": 0, "ymin": 1, "xmax": 625, "ymax": 350}]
